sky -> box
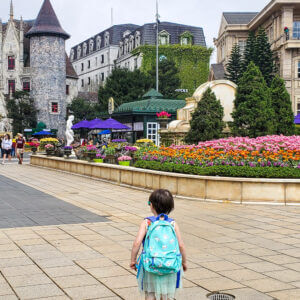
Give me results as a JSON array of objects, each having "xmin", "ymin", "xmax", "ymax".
[{"xmin": 1, "ymin": 0, "xmax": 270, "ymax": 63}]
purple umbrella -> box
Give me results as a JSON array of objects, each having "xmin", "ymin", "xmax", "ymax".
[
  {"xmin": 72, "ymin": 120, "xmax": 91, "ymax": 129},
  {"xmin": 88, "ymin": 118, "xmax": 105, "ymax": 129},
  {"xmin": 99, "ymin": 118, "xmax": 130, "ymax": 130},
  {"xmin": 295, "ymin": 114, "xmax": 300, "ymax": 125}
]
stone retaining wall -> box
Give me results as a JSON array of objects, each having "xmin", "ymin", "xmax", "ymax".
[{"xmin": 31, "ymin": 155, "xmax": 300, "ymax": 204}]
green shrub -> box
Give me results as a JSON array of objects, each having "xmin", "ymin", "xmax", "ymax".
[{"xmin": 134, "ymin": 160, "xmax": 300, "ymax": 179}]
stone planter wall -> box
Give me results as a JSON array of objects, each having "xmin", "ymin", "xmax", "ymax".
[{"xmin": 30, "ymin": 155, "xmax": 300, "ymax": 204}]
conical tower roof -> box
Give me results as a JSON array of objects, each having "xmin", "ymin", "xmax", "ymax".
[{"xmin": 26, "ymin": 0, "xmax": 70, "ymax": 39}]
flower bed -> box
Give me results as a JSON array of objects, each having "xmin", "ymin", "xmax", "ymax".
[{"xmin": 137, "ymin": 136, "xmax": 300, "ymax": 170}]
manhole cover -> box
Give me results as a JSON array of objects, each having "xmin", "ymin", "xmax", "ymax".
[{"xmin": 207, "ymin": 292, "xmax": 235, "ymax": 300}]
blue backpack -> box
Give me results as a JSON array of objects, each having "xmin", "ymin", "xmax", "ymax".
[{"xmin": 139, "ymin": 214, "xmax": 182, "ymax": 277}]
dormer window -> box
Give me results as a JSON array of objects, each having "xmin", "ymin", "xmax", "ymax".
[
  {"xmin": 124, "ymin": 38, "xmax": 129, "ymax": 54},
  {"xmin": 105, "ymin": 32, "xmax": 110, "ymax": 46},
  {"xmin": 129, "ymin": 35, "xmax": 134, "ymax": 51},
  {"xmin": 180, "ymin": 31, "xmax": 193, "ymax": 46},
  {"xmin": 135, "ymin": 31, "xmax": 141, "ymax": 47},
  {"xmin": 70, "ymin": 49, "xmax": 74, "ymax": 61},
  {"xmin": 77, "ymin": 46, "xmax": 81, "ymax": 58},
  {"xmin": 96, "ymin": 36, "xmax": 101, "ymax": 50},
  {"xmin": 119, "ymin": 42, "xmax": 124, "ymax": 56},
  {"xmin": 159, "ymin": 30, "xmax": 170, "ymax": 45},
  {"xmin": 89, "ymin": 39, "xmax": 94, "ymax": 52},
  {"xmin": 123, "ymin": 30, "xmax": 131, "ymax": 38},
  {"xmin": 8, "ymin": 56, "xmax": 15, "ymax": 70},
  {"xmin": 83, "ymin": 43, "xmax": 87, "ymax": 56}
]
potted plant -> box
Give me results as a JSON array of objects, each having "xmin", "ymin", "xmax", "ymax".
[
  {"xmin": 29, "ymin": 141, "xmax": 40, "ymax": 154},
  {"xmin": 94, "ymin": 153, "xmax": 105, "ymax": 163},
  {"xmin": 118, "ymin": 155, "xmax": 132, "ymax": 166},
  {"xmin": 86, "ymin": 145, "xmax": 97, "ymax": 161},
  {"xmin": 64, "ymin": 146, "xmax": 73, "ymax": 158},
  {"xmin": 104, "ymin": 146, "xmax": 116, "ymax": 164},
  {"xmin": 45, "ymin": 144, "xmax": 54, "ymax": 156},
  {"xmin": 156, "ymin": 111, "xmax": 171, "ymax": 130}
]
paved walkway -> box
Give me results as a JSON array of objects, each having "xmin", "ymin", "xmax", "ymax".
[{"xmin": 0, "ymin": 165, "xmax": 299, "ymax": 300}]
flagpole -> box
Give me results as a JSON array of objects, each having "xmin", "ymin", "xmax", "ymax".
[{"xmin": 156, "ymin": 0, "xmax": 159, "ymax": 92}]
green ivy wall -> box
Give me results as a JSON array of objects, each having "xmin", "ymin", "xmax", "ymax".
[{"xmin": 133, "ymin": 45, "xmax": 213, "ymax": 97}]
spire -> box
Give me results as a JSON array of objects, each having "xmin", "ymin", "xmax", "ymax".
[
  {"xmin": 10, "ymin": 0, "xmax": 14, "ymax": 20},
  {"xmin": 25, "ymin": 0, "xmax": 70, "ymax": 40}
]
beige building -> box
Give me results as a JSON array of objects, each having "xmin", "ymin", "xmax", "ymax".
[{"xmin": 213, "ymin": 0, "xmax": 300, "ymax": 116}]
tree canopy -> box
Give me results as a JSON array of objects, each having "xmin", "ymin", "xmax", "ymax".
[{"xmin": 225, "ymin": 43, "xmax": 242, "ymax": 84}]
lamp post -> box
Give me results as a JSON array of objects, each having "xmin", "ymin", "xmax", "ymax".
[{"xmin": 155, "ymin": 0, "xmax": 160, "ymax": 92}]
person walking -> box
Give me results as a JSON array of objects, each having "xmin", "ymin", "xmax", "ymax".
[
  {"xmin": 1, "ymin": 134, "xmax": 12, "ymax": 164},
  {"xmin": 16, "ymin": 134, "xmax": 25, "ymax": 165}
]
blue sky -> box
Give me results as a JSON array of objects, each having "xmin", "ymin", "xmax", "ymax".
[{"xmin": 1, "ymin": 0, "xmax": 270, "ymax": 62}]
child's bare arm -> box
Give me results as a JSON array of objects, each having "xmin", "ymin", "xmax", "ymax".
[
  {"xmin": 130, "ymin": 221, "xmax": 146, "ymax": 270},
  {"xmin": 175, "ymin": 223, "xmax": 187, "ymax": 271}
]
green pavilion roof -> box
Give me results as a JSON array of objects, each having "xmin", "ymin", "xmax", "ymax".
[{"xmin": 115, "ymin": 89, "xmax": 185, "ymax": 114}]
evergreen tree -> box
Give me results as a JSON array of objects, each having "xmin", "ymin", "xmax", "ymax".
[
  {"xmin": 230, "ymin": 62, "xmax": 275, "ymax": 137},
  {"xmin": 270, "ymin": 75, "xmax": 295, "ymax": 135},
  {"xmin": 6, "ymin": 91, "xmax": 38, "ymax": 135},
  {"xmin": 225, "ymin": 43, "xmax": 242, "ymax": 84},
  {"xmin": 255, "ymin": 28, "xmax": 275, "ymax": 85},
  {"xmin": 242, "ymin": 31, "xmax": 257, "ymax": 72},
  {"xmin": 184, "ymin": 87, "xmax": 224, "ymax": 143},
  {"xmin": 98, "ymin": 68, "xmax": 151, "ymax": 112},
  {"xmin": 148, "ymin": 59, "xmax": 181, "ymax": 98},
  {"xmin": 67, "ymin": 98, "xmax": 100, "ymax": 123}
]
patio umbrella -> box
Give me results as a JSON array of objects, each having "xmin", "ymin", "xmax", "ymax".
[
  {"xmin": 72, "ymin": 120, "xmax": 91, "ymax": 129},
  {"xmin": 33, "ymin": 130, "xmax": 53, "ymax": 136},
  {"xmin": 87, "ymin": 118, "xmax": 105, "ymax": 129},
  {"xmin": 295, "ymin": 114, "xmax": 300, "ymax": 125},
  {"xmin": 98, "ymin": 118, "xmax": 130, "ymax": 130},
  {"xmin": 98, "ymin": 130, "xmax": 111, "ymax": 135}
]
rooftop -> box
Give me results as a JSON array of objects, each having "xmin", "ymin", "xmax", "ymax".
[
  {"xmin": 26, "ymin": 0, "xmax": 70, "ymax": 39},
  {"xmin": 223, "ymin": 12, "xmax": 258, "ymax": 25}
]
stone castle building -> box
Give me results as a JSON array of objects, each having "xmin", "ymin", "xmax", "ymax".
[
  {"xmin": 0, "ymin": 0, "xmax": 78, "ymax": 135},
  {"xmin": 213, "ymin": 0, "xmax": 300, "ymax": 117},
  {"xmin": 70, "ymin": 22, "xmax": 206, "ymax": 93}
]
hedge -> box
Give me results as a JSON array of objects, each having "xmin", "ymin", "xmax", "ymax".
[{"xmin": 134, "ymin": 160, "xmax": 300, "ymax": 179}]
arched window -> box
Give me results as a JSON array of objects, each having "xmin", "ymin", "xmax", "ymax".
[
  {"xmin": 119, "ymin": 42, "xmax": 124, "ymax": 56},
  {"xmin": 89, "ymin": 39, "xmax": 94, "ymax": 52},
  {"xmin": 159, "ymin": 30, "xmax": 170, "ymax": 45},
  {"xmin": 83, "ymin": 43, "xmax": 87, "ymax": 56},
  {"xmin": 104, "ymin": 32, "xmax": 110, "ymax": 47},
  {"xmin": 77, "ymin": 46, "xmax": 81, "ymax": 58},
  {"xmin": 70, "ymin": 49, "xmax": 74, "ymax": 61},
  {"xmin": 124, "ymin": 38, "xmax": 129, "ymax": 54},
  {"xmin": 180, "ymin": 31, "xmax": 193, "ymax": 46},
  {"xmin": 96, "ymin": 36, "xmax": 101, "ymax": 50},
  {"xmin": 129, "ymin": 35, "xmax": 134, "ymax": 51},
  {"xmin": 135, "ymin": 31, "xmax": 141, "ymax": 48}
]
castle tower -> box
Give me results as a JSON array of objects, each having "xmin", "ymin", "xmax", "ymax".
[{"xmin": 25, "ymin": 0, "xmax": 70, "ymax": 136}]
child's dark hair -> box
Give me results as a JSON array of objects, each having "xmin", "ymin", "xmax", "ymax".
[{"xmin": 149, "ymin": 189, "xmax": 174, "ymax": 215}]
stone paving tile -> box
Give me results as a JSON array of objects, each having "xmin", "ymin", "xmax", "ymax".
[
  {"xmin": 14, "ymin": 284, "xmax": 65, "ymax": 299},
  {"xmin": 0, "ymin": 165, "xmax": 299, "ymax": 299},
  {"xmin": 268, "ymin": 288, "xmax": 300, "ymax": 300},
  {"xmin": 0, "ymin": 295, "xmax": 19, "ymax": 300},
  {"xmin": 6, "ymin": 273, "xmax": 52, "ymax": 287},
  {"xmin": 64, "ymin": 284, "xmax": 115, "ymax": 299},
  {"xmin": 242, "ymin": 278, "xmax": 295, "ymax": 293},
  {"xmin": 0, "ymin": 283, "xmax": 14, "ymax": 296}
]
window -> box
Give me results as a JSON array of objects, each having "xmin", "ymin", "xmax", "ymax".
[
  {"xmin": 269, "ymin": 26, "xmax": 274, "ymax": 42},
  {"xmin": 8, "ymin": 56, "xmax": 15, "ymax": 70},
  {"xmin": 104, "ymin": 32, "xmax": 110, "ymax": 46},
  {"xmin": 88, "ymin": 77, "xmax": 91, "ymax": 85},
  {"xmin": 66, "ymin": 85, "xmax": 70, "ymax": 95},
  {"xmin": 101, "ymin": 73, "xmax": 104, "ymax": 81},
  {"xmin": 181, "ymin": 37, "xmax": 189, "ymax": 45},
  {"xmin": 89, "ymin": 39, "xmax": 94, "ymax": 52},
  {"xmin": 88, "ymin": 60, "xmax": 91, "ymax": 69},
  {"xmin": 96, "ymin": 36, "xmax": 101, "ymax": 50},
  {"xmin": 8, "ymin": 80, "xmax": 15, "ymax": 94},
  {"xmin": 238, "ymin": 40, "xmax": 246, "ymax": 56},
  {"xmin": 147, "ymin": 122, "xmax": 160, "ymax": 146},
  {"xmin": 81, "ymin": 63, "xmax": 84, "ymax": 71},
  {"xmin": 81, "ymin": 79, "xmax": 84, "ymax": 87},
  {"xmin": 95, "ymin": 57, "xmax": 98, "ymax": 66},
  {"xmin": 83, "ymin": 43, "xmax": 87, "ymax": 56},
  {"xmin": 135, "ymin": 31, "xmax": 141, "ymax": 47},
  {"xmin": 101, "ymin": 54, "xmax": 104, "ymax": 64},
  {"xmin": 134, "ymin": 58, "xmax": 138, "ymax": 69},
  {"xmin": 180, "ymin": 31, "xmax": 193, "ymax": 46},
  {"xmin": 51, "ymin": 102, "xmax": 58, "ymax": 113},
  {"xmin": 77, "ymin": 46, "xmax": 81, "ymax": 58},
  {"xmin": 298, "ymin": 61, "xmax": 300, "ymax": 78},
  {"xmin": 159, "ymin": 31, "xmax": 170, "ymax": 45},
  {"xmin": 23, "ymin": 82, "xmax": 30, "ymax": 92},
  {"xmin": 293, "ymin": 22, "xmax": 300, "ymax": 39}
]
